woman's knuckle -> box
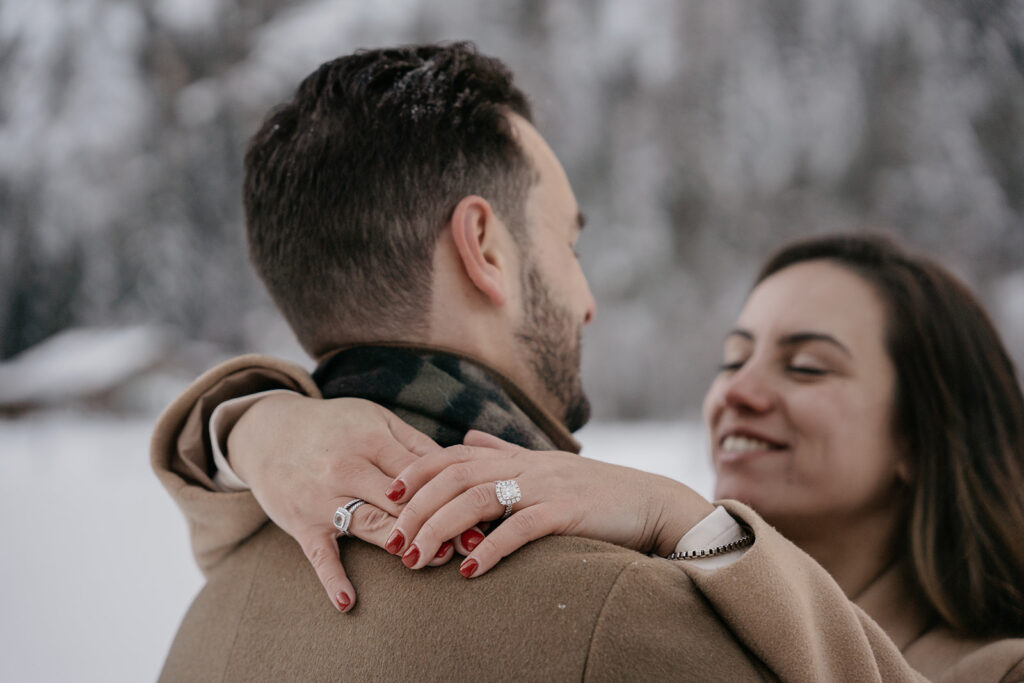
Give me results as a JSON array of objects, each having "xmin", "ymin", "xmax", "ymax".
[
  {"xmin": 468, "ymin": 484, "xmax": 495, "ymax": 510},
  {"xmin": 324, "ymin": 458, "xmax": 354, "ymax": 482},
  {"xmin": 357, "ymin": 506, "xmax": 391, "ymax": 533},
  {"xmin": 321, "ymin": 574, "xmax": 341, "ymax": 593},
  {"xmin": 446, "ymin": 463, "xmax": 474, "ymax": 487},
  {"xmin": 509, "ymin": 508, "xmax": 538, "ymax": 535},
  {"xmin": 419, "ymin": 519, "xmax": 441, "ymax": 541},
  {"xmin": 446, "ymin": 444, "xmax": 471, "ymax": 461},
  {"xmin": 401, "ymin": 498, "xmax": 422, "ymax": 521},
  {"xmin": 306, "ymin": 543, "xmax": 334, "ymax": 570},
  {"xmin": 474, "ymin": 536, "xmax": 498, "ymax": 558}
]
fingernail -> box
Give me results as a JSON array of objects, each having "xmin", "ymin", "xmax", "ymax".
[
  {"xmin": 336, "ymin": 591, "xmax": 351, "ymax": 611},
  {"xmin": 459, "ymin": 558, "xmax": 479, "ymax": 578},
  {"xmin": 402, "ymin": 544, "xmax": 420, "ymax": 568},
  {"xmin": 435, "ymin": 541, "xmax": 453, "ymax": 559},
  {"xmin": 385, "ymin": 529, "xmax": 405, "ymax": 555},
  {"xmin": 461, "ymin": 529, "xmax": 484, "ymax": 552},
  {"xmin": 385, "ymin": 480, "xmax": 406, "ymax": 501}
]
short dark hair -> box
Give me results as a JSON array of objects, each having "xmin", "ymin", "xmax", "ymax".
[
  {"xmin": 244, "ymin": 42, "xmax": 534, "ymax": 356},
  {"xmin": 758, "ymin": 232, "xmax": 1024, "ymax": 639}
]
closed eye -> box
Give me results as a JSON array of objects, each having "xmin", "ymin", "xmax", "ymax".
[
  {"xmin": 787, "ymin": 366, "xmax": 829, "ymax": 376},
  {"xmin": 718, "ymin": 361, "xmax": 744, "ymax": 372}
]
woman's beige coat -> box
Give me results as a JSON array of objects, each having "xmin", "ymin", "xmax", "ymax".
[{"xmin": 151, "ymin": 355, "xmax": 1024, "ymax": 682}]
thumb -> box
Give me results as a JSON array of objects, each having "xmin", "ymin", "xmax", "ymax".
[
  {"xmin": 464, "ymin": 429, "xmax": 518, "ymax": 451},
  {"xmin": 299, "ymin": 531, "xmax": 358, "ymax": 613},
  {"xmin": 383, "ymin": 410, "xmax": 442, "ymax": 457}
]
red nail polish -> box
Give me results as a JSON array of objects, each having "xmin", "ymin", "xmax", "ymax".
[
  {"xmin": 402, "ymin": 544, "xmax": 420, "ymax": 568},
  {"xmin": 385, "ymin": 530, "xmax": 405, "ymax": 555},
  {"xmin": 435, "ymin": 541, "xmax": 453, "ymax": 559},
  {"xmin": 461, "ymin": 529, "xmax": 484, "ymax": 552},
  {"xmin": 459, "ymin": 558, "xmax": 479, "ymax": 578},
  {"xmin": 336, "ymin": 591, "xmax": 351, "ymax": 611},
  {"xmin": 385, "ymin": 480, "xmax": 406, "ymax": 501}
]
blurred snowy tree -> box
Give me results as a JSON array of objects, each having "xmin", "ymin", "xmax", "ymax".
[{"xmin": 1, "ymin": 0, "xmax": 1021, "ymax": 417}]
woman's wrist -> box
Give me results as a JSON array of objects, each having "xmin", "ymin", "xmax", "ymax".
[
  {"xmin": 212, "ymin": 390, "xmax": 301, "ymax": 489},
  {"xmin": 646, "ymin": 475, "xmax": 716, "ymax": 557},
  {"xmin": 225, "ymin": 392, "xmax": 317, "ymax": 484}
]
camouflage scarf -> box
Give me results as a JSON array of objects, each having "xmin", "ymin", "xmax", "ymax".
[{"xmin": 313, "ymin": 345, "xmax": 578, "ymax": 452}]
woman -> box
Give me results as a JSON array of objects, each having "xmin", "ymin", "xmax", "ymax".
[{"xmin": 155, "ymin": 234, "xmax": 1024, "ymax": 680}]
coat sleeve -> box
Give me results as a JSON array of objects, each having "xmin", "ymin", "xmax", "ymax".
[
  {"xmin": 150, "ymin": 354, "xmax": 320, "ymax": 574},
  {"xmin": 660, "ymin": 499, "xmax": 928, "ymax": 682},
  {"xmin": 581, "ymin": 557, "xmax": 773, "ymax": 681}
]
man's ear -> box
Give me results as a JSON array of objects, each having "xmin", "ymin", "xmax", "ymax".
[{"xmin": 449, "ymin": 195, "xmax": 513, "ymax": 307}]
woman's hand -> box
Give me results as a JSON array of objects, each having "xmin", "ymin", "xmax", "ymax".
[
  {"xmin": 226, "ymin": 394, "xmax": 476, "ymax": 610},
  {"xmin": 382, "ymin": 430, "xmax": 715, "ymax": 578}
]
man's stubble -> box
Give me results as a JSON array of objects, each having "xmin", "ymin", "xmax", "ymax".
[{"xmin": 515, "ymin": 262, "xmax": 591, "ymax": 432}]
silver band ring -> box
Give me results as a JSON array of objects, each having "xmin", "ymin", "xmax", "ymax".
[
  {"xmin": 495, "ymin": 480, "xmax": 521, "ymax": 520},
  {"xmin": 333, "ymin": 499, "xmax": 366, "ymax": 536}
]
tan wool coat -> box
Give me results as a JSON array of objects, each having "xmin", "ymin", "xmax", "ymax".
[{"xmin": 151, "ymin": 355, "xmax": 1023, "ymax": 682}]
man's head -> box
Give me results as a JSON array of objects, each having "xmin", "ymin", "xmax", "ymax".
[
  {"xmin": 244, "ymin": 42, "xmax": 533, "ymax": 354},
  {"xmin": 244, "ymin": 43, "xmax": 594, "ymax": 429}
]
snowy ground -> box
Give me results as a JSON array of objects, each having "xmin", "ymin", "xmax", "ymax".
[{"xmin": 0, "ymin": 412, "xmax": 710, "ymax": 682}]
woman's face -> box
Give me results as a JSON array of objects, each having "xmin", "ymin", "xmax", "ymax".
[{"xmin": 702, "ymin": 260, "xmax": 908, "ymax": 534}]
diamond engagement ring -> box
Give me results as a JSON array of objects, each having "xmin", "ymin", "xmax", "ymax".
[
  {"xmin": 495, "ymin": 480, "xmax": 521, "ymax": 520},
  {"xmin": 332, "ymin": 499, "xmax": 366, "ymax": 536}
]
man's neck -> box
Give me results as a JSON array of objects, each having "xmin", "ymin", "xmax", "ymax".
[{"xmin": 314, "ymin": 343, "xmax": 579, "ymax": 453}]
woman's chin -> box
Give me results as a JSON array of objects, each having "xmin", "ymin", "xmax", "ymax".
[{"xmin": 712, "ymin": 479, "xmax": 761, "ymax": 508}]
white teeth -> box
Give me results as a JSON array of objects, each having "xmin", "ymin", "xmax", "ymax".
[{"xmin": 721, "ymin": 435, "xmax": 775, "ymax": 453}]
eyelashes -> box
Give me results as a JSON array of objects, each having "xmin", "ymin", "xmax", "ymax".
[
  {"xmin": 716, "ymin": 361, "xmax": 830, "ymax": 376},
  {"xmin": 787, "ymin": 365, "xmax": 829, "ymax": 376}
]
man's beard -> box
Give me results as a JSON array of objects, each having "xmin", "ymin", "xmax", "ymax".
[{"xmin": 514, "ymin": 262, "xmax": 591, "ymax": 432}]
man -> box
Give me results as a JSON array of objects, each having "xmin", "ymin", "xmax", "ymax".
[{"xmin": 153, "ymin": 43, "xmax": 768, "ymax": 680}]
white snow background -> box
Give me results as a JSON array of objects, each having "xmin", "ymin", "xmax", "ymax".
[
  {"xmin": 0, "ymin": 411, "xmax": 711, "ymax": 682},
  {"xmin": 4, "ymin": 0, "xmax": 1020, "ymax": 680}
]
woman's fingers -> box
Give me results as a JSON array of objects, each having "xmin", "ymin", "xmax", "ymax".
[
  {"xmin": 296, "ymin": 499, "xmax": 403, "ymax": 612},
  {"xmin": 386, "ymin": 444, "xmax": 510, "ymax": 503},
  {"xmin": 463, "ymin": 429, "xmax": 517, "ymax": 451},
  {"xmin": 299, "ymin": 529, "xmax": 359, "ymax": 613},
  {"xmin": 458, "ymin": 505, "xmax": 561, "ymax": 578},
  {"xmin": 383, "ymin": 409, "xmax": 444, "ymax": 458},
  {"xmin": 336, "ymin": 466, "xmax": 411, "ymax": 518},
  {"xmin": 395, "ymin": 483, "xmax": 507, "ymax": 568},
  {"xmin": 425, "ymin": 539, "xmax": 455, "ymax": 567},
  {"xmin": 388, "ymin": 457, "xmax": 525, "ymax": 557},
  {"xmin": 224, "ymin": 395, "xmax": 472, "ymax": 607},
  {"xmin": 453, "ymin": 525, "xmax": 487, "ymax": 556},
  {"xmin": 368, "ymin": 409, "xmax": 443, "ymax": 481},
  {"xmin": 398, "ymin": 473, "xmax": 567, "ymax": 570}
]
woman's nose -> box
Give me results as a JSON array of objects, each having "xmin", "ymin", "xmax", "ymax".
[{"xmin": 722, "ymin": 364, "xmax": 776, "ymax": 413}]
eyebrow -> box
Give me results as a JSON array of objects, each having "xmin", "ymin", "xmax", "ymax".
[{"xmin": 726, "ymin": 329, "xmax": 853, "ymax": 357}]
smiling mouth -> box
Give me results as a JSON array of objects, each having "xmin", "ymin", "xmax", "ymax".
[{"xmin": 720, "ymin": 434, "xmax": 784, "ymax": 454}]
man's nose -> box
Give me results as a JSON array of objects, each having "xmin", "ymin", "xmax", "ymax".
[{"xmin": 722, "ymin": 364, "xmax": 775, "ymax": 413}]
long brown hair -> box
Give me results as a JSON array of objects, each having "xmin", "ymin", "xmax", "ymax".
[{"xmin": 757, "ymin": 233, "xmax": 1024, "ymax": 638}]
